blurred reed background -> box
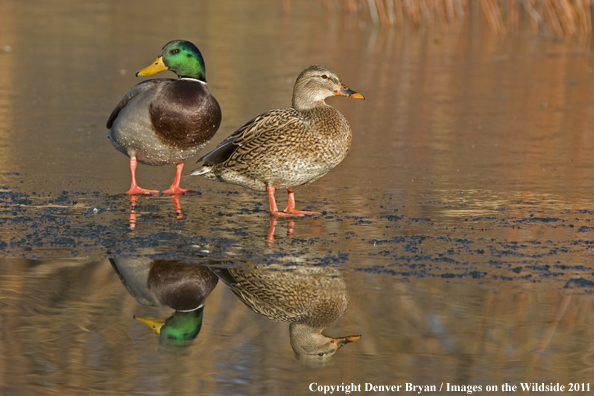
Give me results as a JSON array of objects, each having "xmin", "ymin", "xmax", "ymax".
[{"xmin": 290, "ymin": 0, "xmax": 594, "ymax": 37}]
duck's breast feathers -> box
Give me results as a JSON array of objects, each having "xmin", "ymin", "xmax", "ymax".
[
  {"xmin": 106, "ymin": 79, "xmax": 160, "ymax": 129},
  {"xmin": 147, "ymin": 261, "xmax": 219, "ymax": 310},
  {"xmin": 150, "ymin": 79, "xmax": 222, "ymax": 149},
  {"xmin": 199, "ymin": 108, "xmax": 301, "ymax": 164}
]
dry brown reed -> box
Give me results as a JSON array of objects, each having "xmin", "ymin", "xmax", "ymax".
[{"xmin": 333, "ymin": 0, "xmax": 594, "ymax": 37}]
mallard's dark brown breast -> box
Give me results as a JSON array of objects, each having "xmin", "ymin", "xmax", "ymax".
[
  {"xmin": 150, "ymin": 80, "xmax": 222, "ymax": 149},
  {"xmin": 147, "ymin": 260, "xmax": 219, "ymax": 311}
]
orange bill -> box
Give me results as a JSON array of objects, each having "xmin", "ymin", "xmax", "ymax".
[{"xmin": 335, "ymin": 83, "xmax": 365, "ymax": 99}]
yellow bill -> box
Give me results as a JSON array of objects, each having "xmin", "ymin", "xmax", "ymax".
[
  {"xmin": 134, "ymin": 315, "xmax": 165, "ymax": 334},
  {"xmin": 136, "ymin": 56, "xmax": 168, "ymax": 77}
]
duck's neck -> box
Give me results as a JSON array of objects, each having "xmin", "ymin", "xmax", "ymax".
[
  {"xmin": 292, "ymin": 83, "xmax": 331, "ymax": 110},
  {"xmin": 174, "ymin": 60, "xmax": 206, "ymax": 82},
  {"xmin": 289, "ymin": 322, "xmax": 335, "ymax": 354},
  {"xmin": 180, "ymin": 77, "xmax": 207, "ymax": 85},
  {"xmin": 295, "ymin": 101, "xmax": 328, "ymax": 112},
  {"xmin": 178, "ymin": 73, "xmax": 206, "ymax": 82},
  {"xmin": 289, "ymin": 322, "xmax": 326, "ymax": 341},
  {"xmin": 293, "ymin": 96, "xmax": 326, "ymax": 111}
]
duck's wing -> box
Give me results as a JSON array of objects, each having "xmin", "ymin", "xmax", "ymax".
[
  {"xmin": 198, "ymin": 108, "xmax": 301, "ymax": 164},
  {"xmin": 108, "ymin": 258, "xmax": 155, "ymax": 306},
  {"xmin": 106, "ymin": 80, "xmax": 158, "ymax": 129}
]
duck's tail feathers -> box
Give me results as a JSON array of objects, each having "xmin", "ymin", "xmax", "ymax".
[{"xmin": 190, "ymin": 165, "xmax": 212, "ymax": 176}]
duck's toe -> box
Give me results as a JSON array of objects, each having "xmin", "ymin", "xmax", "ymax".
[
  {"xmin": 162, "ymin": 186, "xmax": 201, "ymax": 195},
  {"xmin": 127, "ymin": 186, "xmax": 159, "ymax": 195}
]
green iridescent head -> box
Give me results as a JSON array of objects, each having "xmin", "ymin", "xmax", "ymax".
[
  {"xmin": 159, "ymin": 308, "xmax": 204, "ymax": 347},
  {"xmin": 136, "ymin": 39, "xmax": 207, "ymax": 82},
  {"xmin": 135, "ymin": 307, "xmax": 204, "ymax": 347}
]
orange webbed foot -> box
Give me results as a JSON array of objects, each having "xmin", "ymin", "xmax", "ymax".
[
  {"xmin": 271, "ymin": 210, "xmax": 305, "ymax": 218},
  {"xmin": 127, "ymin": 186, "xmax": 159, "ymax": 195},
  {"xmin": 283, "ymin": 208, "xmax": 321, "ymax": 216},
  {"xmin": 162, "ymin": 186, "xmax": 200, "ymax": 195}
]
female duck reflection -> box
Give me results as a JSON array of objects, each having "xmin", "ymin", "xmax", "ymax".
[
  {"xmin": 109, "ymin": 257, "xmax": 218, "ymax": 347},
  {"xmin": 212, "ymin": 263, "xmax": 361, "ymax": 364}
]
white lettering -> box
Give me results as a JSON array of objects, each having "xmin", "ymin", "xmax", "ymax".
[{"xmin": 404, "ymin": 383, "xmax": 438, "ymax": 394}]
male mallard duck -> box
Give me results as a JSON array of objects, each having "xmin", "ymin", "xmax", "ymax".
[
  {"xmin": 212, "ymin": 264, "xmax": 361, "ymax": 363},
  {"xmin": 109, "ymin": 257, "xmax": 218, "ymax": 346},
  {"xmin": 190, "ymin": 64, "xmax": 363, "ymax": 216},
  {"xmin": 106, "ymin": 40, "xmax": 221, "ymax": 195}
]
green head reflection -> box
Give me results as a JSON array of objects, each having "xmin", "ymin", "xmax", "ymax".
[{"xmin": 135, "ymin": 307, "xmax": 204, "ymax": 347}]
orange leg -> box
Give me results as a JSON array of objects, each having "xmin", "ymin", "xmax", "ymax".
[
  {"xmin": 283, "ymin": 188, "xmax": 321, "ymax": 216},
  {"xmin": 267, "ymin": 186, "xmax": 302, "ymax": 217},
  {"xmin": 266, "ymin": 217, "xmax": 277, "ymax": 245},
  {"xmin": 163, "ymin": 162, "xmax": 200, "ymax": 195},
  {"xmin": 129, "ymin": 194, "xmax": 139, "ymax": 230},
  {"xmin": 287, "ymin": 220, "xmax": 295, "ymax": 236},
  {"xmin": 266, "ymin": 218, "xmax": 296, "ymax": 246},
  {"xmin": 127, "ymin": 157, "xmax": 158, "ymax": 195},
  {"xmin": 170, "ymin": 194, "xmax": 184, "ymax": 220}
]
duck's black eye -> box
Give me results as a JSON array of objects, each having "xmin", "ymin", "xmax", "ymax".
[
  {"xmin": 171, "ymin": 49, "xmax": 181, "ymax": 54},
  {"xmin": 318, "ymin": 352, "xmax": 324, "ymax": 356},
  {"xmin": 321, "ymin": 74, "xmax": 328, "ymax": 79}
]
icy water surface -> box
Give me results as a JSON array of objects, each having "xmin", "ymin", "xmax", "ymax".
[{"xmin": 1, "ymin": 1, "xmax": 594, "ymax": 395}]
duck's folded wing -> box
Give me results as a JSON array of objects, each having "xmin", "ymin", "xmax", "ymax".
[
  {"xmin": 105, "ymin": 80, "xmax": 158, "ymax": 129},
  {"xmin": 198, "ymin": 108, "xmax": 301, "ymax": 165}
]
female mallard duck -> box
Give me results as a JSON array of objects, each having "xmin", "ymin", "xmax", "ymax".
[
  {"xmin": 106, "ymin": 40, "xmax": 221, "ymax": 195},
  {"xmin": 190, "ymin": 64, "xmax": 363, "ymax": 216}
]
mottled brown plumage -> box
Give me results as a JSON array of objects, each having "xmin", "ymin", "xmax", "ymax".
[
  {"xmin": 191, "ymin": 64, "xmax": 363, "ymax": 216},
  {"xmin": 212, "ymin": 264, "xmax": 360, "ymax": 363}
]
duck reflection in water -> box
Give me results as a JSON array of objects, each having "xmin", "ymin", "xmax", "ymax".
[
  {"xmin": 128, "ymin": 195, "xmax": 184, "ymax": 230},
  {"xmin": 266, "ymin": 218, "xmax": 295, "ymax": 245},
  {"xmin": 213, "ymin": 263, "xmax": 360, "ymax": 365},
  {"xmin": 110, "ymin": 257, "xmax": 218, "ymax": 347}
]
